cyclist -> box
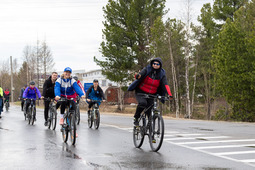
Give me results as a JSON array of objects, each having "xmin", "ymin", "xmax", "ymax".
[
  {"xmin": 73, "ymin": 76, "xmax": 85, "ymax": 97},
  {"xmin": 54, "ymin": 67, "xmax": 85, "ymax": 125},
  {"xmin": 42, "ymin": 72, "xmax": 58, "ymax": 126},
  {"xmin": 0, "ymin": 86, "xmax": 3, "ymax": 118},
  {"xmin": 19, "ymin": 85, "xmax": 27, "ymax": 111},
  {"xmin": 86, "ymin": 79, "xmax": 106, "ymax": 117},
  {"xmin": 128, "ymin": 57, "xmax": 173, "ymax": 126},
  {"xmin": 23, "ymin": 81, "xmax": 42, "ymax": 120},
  {"xmin": 4, "ymin": 88, "xmax": 11, "ymax": 109}
]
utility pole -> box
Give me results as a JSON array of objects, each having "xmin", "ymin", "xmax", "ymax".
[{"xmin": 10, "ymin": 56, "xmax": 14, "ymax": 103}]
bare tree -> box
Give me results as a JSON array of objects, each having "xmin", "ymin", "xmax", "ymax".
[{"xmin": 41, "ymin": 40, "xmax": 54, "ymax": 81}]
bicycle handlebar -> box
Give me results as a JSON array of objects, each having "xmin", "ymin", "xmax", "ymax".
[{"xmin": 136, "ymin": 93, "xmax": 170, "ymax": 100}]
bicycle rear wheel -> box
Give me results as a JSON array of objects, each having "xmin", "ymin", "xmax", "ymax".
[
  {"xmin": 149, "ymin": 114, "xmax": 164, "ymax": 152},
  {"xmin": 62, "ymin": 118, "xmax": 68, "ymax": 143},
  {"xmin": 133, "ymin": 117, "xmax": 145, "ymax": 148},
  {"xmin": 70, "ymin": 113, "xmax": 76, "ymax": 145}
]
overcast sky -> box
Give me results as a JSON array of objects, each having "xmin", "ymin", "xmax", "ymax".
[{"xmin": 0, "ymin": 0, "xmax": 213, "ymax": 72}]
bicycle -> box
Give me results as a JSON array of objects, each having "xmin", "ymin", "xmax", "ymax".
[
  {"xmin": 25, "ymin": 98, "xmax": 37, "ymax": 125},
  {"xmin": 58, "ymin": 98, "xmax": 77, "ymax": 145},
  {"xmin": 88, "ymin": 100, "xmax": 101, "ymax": 129},
  {"xmin": 76, "ymin": 96, "xmax": 81, "ymax": 125},
  {"xmin": 23, "ymin": 99, "xmax": 27, "ymax": 120},
  {"xmin": 5, "ymin": 99, "xmax": 9, "ymax": 112},
  {"xmin": 133, "ymin": 93, "xmax": 169, "ymax": 152},
  {"xmin": 44, "ymin": 98, "xmax": 57, "ymax": 130}
]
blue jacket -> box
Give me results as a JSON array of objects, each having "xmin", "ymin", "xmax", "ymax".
[
  {"xmin": 54, "ymin": 77, "xmax": 84, "ymax": 98},
  {"xmin": 23, "ymin": 87, "xmax": 41, "ymax": 100}
]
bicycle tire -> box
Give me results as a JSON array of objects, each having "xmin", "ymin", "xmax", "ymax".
[
  {"xmin": 52, "ymin": 108, "xmax": 57, "ymax": 130},
  {"xmin": 76, "ymin": 106, "xmax": 80, "ymax": 125},
  {"xmin": 28, "ymin": 107, "xmax": 31, "ymax": 125},
  {"xmin": 149, "ymin": 114, "xmax": 164, "ymax": 152},
  {"xmin": 133, "ymin": 117, "xmax": 145, "ymax": 148},
  {"xmin": 88, "ymin": 111, "xmax": 93, "ymax": 128},
  {"xmin": 62, "ymin": 117, "xmax": 68, "ymax": 143},
  {"xmin": 48, "ymin": 110, "xmax": 52, "ymax": 129},
  {"xmin": 31, "ymin": 106, "xmax": 35, "ymax": 125},
  {"xmin": 94, "ymin": 110, "xmax": 100, "ymax": 129},
  {"xmin": 5, "ymin": 103, "xmax": 8, "ymax": 112},
  {"xmin": 70, "ymin": 113, "xmax": 76, "ymax": 145}
]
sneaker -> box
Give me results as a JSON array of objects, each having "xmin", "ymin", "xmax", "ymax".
[
  {"xmin": 44, "ymin": 121, "xmax": 48, "ymax": 126},
  {"xmin": 59, "ymin": 118, "xmax": 64, "ymax": 125},
  {"xmin": 0, "ymin": 116, "xmax": 2, "ymax": 119},
  {"xmin": 133, "ymin": 118, "xmax": 139, "ymax": 126}
]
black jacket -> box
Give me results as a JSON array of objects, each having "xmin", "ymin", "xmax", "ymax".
[
  {"xmin": 42, "ymin": 76, "xmax": 55, "ymax": 98},
  {"xmin": 86, "ymin": 85, "xmax": 105, "ymax": 100}
]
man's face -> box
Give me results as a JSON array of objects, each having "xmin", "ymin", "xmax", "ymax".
[
  {"xmin": 64, "ymin": 71, "xmax": 71, "ymax": 78},
  {"xmin": 93, "ymin": 82, "xmax": 98, "ymax": 86},
  {"xmin": 52, "ymin": 73, "xmax": 58, "ymax": 81},
  {"xmin": 152, "ymin": 61, "xmax": 160, "ymax": 69},
  {"xmin": 30, "ymin": 85, "xmax": 35, "ymax": 88}
]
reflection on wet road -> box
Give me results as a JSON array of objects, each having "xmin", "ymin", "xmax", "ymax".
[{"xmin": 0, "ymin": 105, "xmax": 255, "ymax": 170}]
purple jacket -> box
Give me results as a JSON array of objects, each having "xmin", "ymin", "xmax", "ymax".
[{"xmin": 22, "ymin": 87, "xmax": 41, "ymax": 100}]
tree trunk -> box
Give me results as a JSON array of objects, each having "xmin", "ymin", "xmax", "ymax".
[
  {"xmin": 117, "ymin": 84, "xmax": 124, "ymax": 111},
  {"xmin": 191, "ymin": 53, "xmax": 199, "ymax": 115},
  {"xmin": 203, "ymin": 69, "xmax": 211, "ymax": 120},
  {"xmin": 167, "ymin": 31, "xmax": 180, "ymax": 118},
  {"xmin": 185, "ymin": 47, "xmax": 191, "ymax": 119}
]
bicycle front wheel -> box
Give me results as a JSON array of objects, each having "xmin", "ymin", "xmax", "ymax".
[
  {"xmin": 133, "ymin": 117, "xmax": 145, "ymax": 148},
  {"xmin": 52, "ymin": 108, "xmax": 57, "ymax": 130},
  {"xmin": 31, "ymin": 107, "xmax": 35, "ymax": 125},
  {"xmin": 76, "ymin": 105, "xmax": 80, "ymax": 125},
  {"xmin": 149, "ymin": 114, "xmax": 165, "ymax": 152},
  {"xmin": 70, "ymin": 113, "xmax": 76, "ymax": 145},
  {"xmin": 88, "ymin": 111, "xmax": 93, "ymax": 128},
  {"xmin": 62, "ymin": 118, "xmax": 68, "ymax": 143},
  {"xmin": 28, "ymin": 107, "xmax": 31, "ymax": 125},
  {"xmin": 48, "ymin": 110, "xmax": 52, "ymax": 129},
  {"xmin": 94, "ymin": 110, "xmax": 100, "ymax": 129}
]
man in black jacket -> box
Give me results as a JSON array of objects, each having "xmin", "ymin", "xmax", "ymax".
[
  {"xmin": 19, "ymin": 85, "xmax": 27, "ymax": 111},
  {"xmin": 42, "ymin": 72, "xmax": 58, "ymax": 126}
]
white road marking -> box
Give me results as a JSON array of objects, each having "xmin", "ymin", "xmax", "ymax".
[
  {"xmin": 193, "ymin": 144, "xmax": 255, "ymax": 150},
  {"xmin": 164, "ymin": 136, "xmax": 230, "ymax": 141},
  {"xmin": 214, "ymin": 150, "xmax": 255, "ymax": 156},
  {"xmin": 240, "ymin": 159, "xmax": 255, "ymax": 163},
  {"xmin": 176, "ymin": 139, "xmax": 255, "ymax": 145}
]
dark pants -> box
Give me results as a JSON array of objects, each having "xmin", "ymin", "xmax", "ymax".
[
  {"xmin": 44, "ymin": 100, "xmax": 50, "ymax": 121},
  {"xmin": 88, "ymin": 101, "xmax": 97, "ymax": 109},
  {"xmin": 57, "ymin": 100, "xmax": 76, "ymax": 115},
  {"xmin": 134, "ymin": 94, "xmax": 154, "ymax": 120},
  {"xmin": 21, "ymin": 99, "xmax": 25, "ymax": 111}
]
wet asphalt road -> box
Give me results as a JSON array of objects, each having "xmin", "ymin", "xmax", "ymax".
[{"xmin": 0, "ymin": 105, "xmax": 255, "ymax": 170}]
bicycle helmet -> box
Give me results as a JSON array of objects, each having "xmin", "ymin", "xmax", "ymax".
[
  {"xmin": 30, "ymin": 81, "xmax": 35, "ymax": 85},
  {"xmin": 73, "ymin": 76, "xmax": 78, "ymax": 81},
  {"xmin": 64, "ymin": 67, "xmax": 72, "ymax": 73}
]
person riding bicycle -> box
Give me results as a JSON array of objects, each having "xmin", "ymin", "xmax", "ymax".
[
  {"xmin": 4, "ymin": 88, "xmax": 11, "ymax": 108},
  {"xmin": 128, "ymin": 57, "xmax": 173, "ymax": 126},
  {"xmin": 42, "ymin": 72, "xmax": 58, "ymax": 126},
  {"xmin": 19, "ymin": 85, "xmax": 27, "ymax": 111},
  {"xmin": 54, "ymin": 67, "xmax": 85, "ymax": 125},
  {"xmin": 86, "ymin": 79, "xmax": 106, "ymax": 117},
  {"xmin": 0, "ymin": 86, "xmax": 3, "ymax": 118},
  {"xmin": 23, "ymin": 81, "xmax": 42, "ymax": 120},
  {"xmin": 73, "ymin": 76, "xmax": 85, "ymax": 101}
]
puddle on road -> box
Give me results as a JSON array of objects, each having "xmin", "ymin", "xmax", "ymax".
[
  {"xmin": 196, "ymin": 138, "xmax": 208, "ymax": 141},
  {"xmin": 202, "ymin": 168, "xmax": 231, "ymax": 170},
  {"xmin": 191, "ymin": 127, "xmax": 214, "ymax": 131},
  {"xmin": 116, "ymin": 161, "xmax": 184, "ymax": 169},
  {"xmin": 0, "ymin": 127, "xmax": 10, "ymax": 131},
  {"xmin": 246, "ymin": 146, "xmax": 255, "ymax": 148}
]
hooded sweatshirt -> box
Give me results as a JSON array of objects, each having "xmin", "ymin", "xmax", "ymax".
[
  {"xmin": 42, "ymin": 76, "xmax": 55, "ymax": 98},
  {"xmin": 128, "ymin": 57, "xmax": 172, "ymax": 97}
]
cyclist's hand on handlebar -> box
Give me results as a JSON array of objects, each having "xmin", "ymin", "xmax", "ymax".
[
  {"xmin": 103, "ymin": 100, "xmax": 106, "ymax": 102},
  {"xmin": 87, "ymin": 99, "xmax": 91, "ymax": 102},
  {"xmin": 81, "ymin": 95, "xmax": 85, "ymax": 99},
  {"xmin": 168, "ymin": 95, "xmax": 173, "ymax": 100},
  {"xmin": 41, "ymin": 96, "xmax": 44, "ymax": 99},
  {"xmin": 55, "ymin": 96, "xmax": 61, "ymax": 101},
  {"xmin": 135, "ymin": 73, "xmax": 141, "ymax": 79}
]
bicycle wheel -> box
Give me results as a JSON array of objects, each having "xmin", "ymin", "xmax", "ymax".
[
  {"xmin": 51, "ymin": 108, "xmax": 57, "ymax": 130},
  {"xmin": 5, "ymin": 103, "xmax": 8, "ymax": 112},
  {"xmin": 149, "ymin": 114, "xmax": 165, "ymax": 152},
  {"xmin": 28, "ymin": 107, "xmax": 31, "ymax": 125},
  {"xmin": 62, "ymin": 117, "xmax": 68, "ymax": 143},
  {"xmin": 94, "ymin": 110, "xmax": 100, "ymax": 129},
  {"xmin": 88, "ymin": 111, "xmax": 93, "ymax": 128},
  {"xmin": 133, "ymin": 117, "xmax": 145, "ymax": 148},
  {"xmin": 76, "ymin": 105, "xmax": 80, "ymax": 125},
  {"xmin": 70, "ymin": 112, "xmax": 76, "ymax": 145},
  {"xmin": 48, "ymin": 110, "xmax": 52, "ymax": 129},
  {"xmin": 31, "ymin": 106, "xmax": 35, "ymax": 125}
]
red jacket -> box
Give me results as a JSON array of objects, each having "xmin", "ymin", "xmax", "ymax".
[{"xmin": 75, "ymin": 80, "xmax": 85, "ymax": 97}]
